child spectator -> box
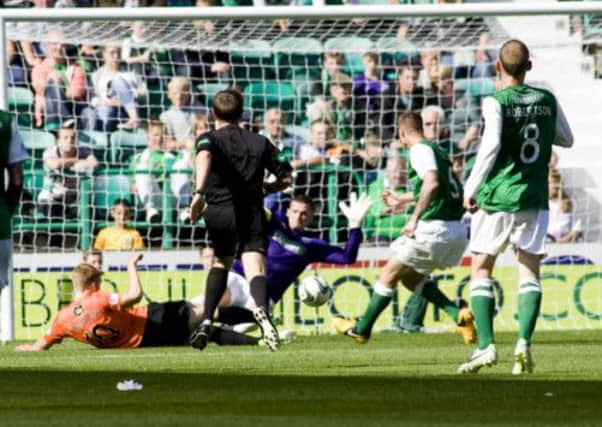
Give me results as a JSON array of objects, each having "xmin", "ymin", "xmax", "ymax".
[
  {"xmin": 38, "ymin": 121, "xmax": 99, "ymax": 220},
  {"xmin": 94, "ymin": 199, "xmax": 145, "ymax": 250},
  {"xmin": 132, "ymin": 121, "xmax": 192, "ymax": 223},
  {"xmin": 548, "ymin": 170, "xmax": 583, "ymax": 243},
  {"xmin": 122, "ymin": 21, "xmax": 171, "ymax": 82},
  {"xmin": 31, "ymin": 39, "xmax": 87, "ymax": 129},
  {"xmin": 159, "ymin": 76, "xmax": 208, "ymax": 152}
]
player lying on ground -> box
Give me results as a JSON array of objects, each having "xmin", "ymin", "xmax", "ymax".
[
  {"xmin": 458, "ymin": 39, "xmax": 573, "ymax": 375},
  {"xmin": 334, "ymin": 112, "xmax": 476, "ymax": 345},
  {"xmin": 14, "ymin": 253, "xmax": 279, "ymax": 351},
  {"xmin": 196, "ymin": 193, "xmax": 372, "ymax": 337}
]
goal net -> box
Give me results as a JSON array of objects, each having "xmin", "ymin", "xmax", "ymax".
[{"xmin": 3, "ymin": 4, "xmax": 602, "ymax": 341}]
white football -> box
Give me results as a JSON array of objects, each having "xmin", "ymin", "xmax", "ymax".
[{"xmin": 298, "ymin": 275, "xmax": 332, "ymax": 307}]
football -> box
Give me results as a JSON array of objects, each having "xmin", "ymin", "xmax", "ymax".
[{"xmin": 298, "ymin": 275, "xmax": 333, "ymax": 307}]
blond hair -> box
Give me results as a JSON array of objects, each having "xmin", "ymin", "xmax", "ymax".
[{"xmin": 72, "ymin": 263, "xmax": 103, "ymax": 290}]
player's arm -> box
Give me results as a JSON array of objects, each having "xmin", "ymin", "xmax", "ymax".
[
  {"xmin": 403, "ymin": 170, "xmax": 439, "ymax": 238},
  {"xmin": 463, "ymin": 97, "xmax": 503, "ymax": 211},
  {"xmin": 190, "ymin": 134, "xmax": 212, "ymax": 223},
  {"xmin": 119, "ymin": 253, "xmax": 144, "ymax": 307},
  {"xmin": 15, "ymin": 337, "xmax": 53, "ymax": 352},
  {"xmin": 553, "ymin": 103, "xmax": 573, "ymax": 148}
]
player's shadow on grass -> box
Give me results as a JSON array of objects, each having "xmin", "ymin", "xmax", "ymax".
[{"xmin": 1, "ymin": 369, "xmax": 601, "ymax": 426}]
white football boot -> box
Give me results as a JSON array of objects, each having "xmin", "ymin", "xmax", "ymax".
[
  {"xmin": 512, "ymin": 339, "xmax": 534, "ymax": 375},
  {"xmin": 458, "ymin": 344, "xmax": 498, "ymax": 374}
]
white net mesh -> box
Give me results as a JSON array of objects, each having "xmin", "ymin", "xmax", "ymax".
[{"xmin": 5, "ymin": 10, "xmax": 602, "ymax": 341}]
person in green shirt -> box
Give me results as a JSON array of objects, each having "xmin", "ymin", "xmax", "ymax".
[
  {"xmin": 0, "ymin": 112, "xmax": 28, "ymax": 294},
  {"xmin": 335, "ymin": 112, "xmax": 475, "ymax": 345},
  {"xmin": 459, "ymin": 39, "xmax": 573, "ymax": 375}
]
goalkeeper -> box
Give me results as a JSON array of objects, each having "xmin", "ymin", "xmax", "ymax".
[{"xmin": 207, "ymin": 193, "xmax": 372, "ymax": 330}]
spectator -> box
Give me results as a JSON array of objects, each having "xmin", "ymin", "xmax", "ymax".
[
  {"xmin": 94, "ymin": 198, "xmax": 145, "ymax": 250},
  {"xmin": 260, "ymin": 108, "xmax": 301, "ymax": 160},
  {"xmin": 471, "ymin": 31, "xmax": 496, "ymax": 79},
  {"xmin": 433, "ymin": 66, "xmax": 480, "ymax": 152},
  {"xmin": 6, "ymin": 40, "xmax": 28, "ymax": 87},
  {"xmin": 292, "ymin": 120, "xmax": 333, "ymax": 169},
  {"xmin": 548, "ymin": 170, "xmax": 583, "ymax": 243},
  {"xmin": 328, "ymin": 72, "xmax": 367, "ymax": 143},
  {"xmin": 122, "ymin": 21, "xmax": 171, "ymax": 82},
  {"xmin": 418, "ymin": 49, "xmax": 440, "ymax": 94},
  {"xmin": 131, "ymin": 121, "xmax": 193, "ymax": 223},
  {"xmin": 31, "ymin": 39, "xmax": 87, "ymax": 129},
  {"xmin": 421, "ymin": 105, "xmax": 447, "ymax": 146},
  {"xmin": 85, "ymin": 46, "xmax": 146, "ymax": 132},
  {"xmin": 160, "ymin": 76, "xmax": 208, "ymax": 152},
  {"xmin": 364, "ymin": 148, "xmax": 411, "ymax": 243},
  {"xmin": 311, "ymin": 51, "xmax": 345, "ymax": 99},
  {"xmin": 38, "ymin": 121, "xmax": 98, "ymax": 220},
  {"xmin": 382, "ymin": 65, "xmax": 427, "ymax": 141},
  {"xmin": 353, "ymin": 52, "xmax": 390, "ymax": 113}
]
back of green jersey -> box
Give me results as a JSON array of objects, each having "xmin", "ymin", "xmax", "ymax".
[
  {"xmin": 408, "ymin": 140, "xmax": 464, "ymax": 221},
  {"xmin": 477, "ymin": 85, "xmax": 557, "ymax": 212}
]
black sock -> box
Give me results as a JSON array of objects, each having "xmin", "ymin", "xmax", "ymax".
[
  {"xmin": 210, "ymin": 327, "xmax": 260, "ymax": 346},
  {"xmin": 250, "ymin": 275, "xmax": 268, "ymax": 311},
  {"xmin": 202, "ymin": 267, "xmax": 228, "ymax": 322},
  {"xmin": 216, "ymin": 306, "xmax": 256, "ymax": 325}
]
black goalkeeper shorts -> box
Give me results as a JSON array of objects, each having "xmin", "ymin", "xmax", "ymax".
[
  {"xmin": 139, "ymin": 301, "xmax": 191, "ymax": 347},
  {"xmin": 203, "ymin": 202, "xmax": 268, "ymax": 258}
]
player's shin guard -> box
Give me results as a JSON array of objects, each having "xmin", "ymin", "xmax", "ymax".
[
  {"xmin": 518, "ymin": 279, "xmax": 542, "ymax": 344},
  {"xmin": 203, "ymin": 267, "xmax": 229, "ymax": 322},
  {"xmin": 355, "ymin": 282, "xmax": 393, "ymax": 337},
  {"xmin": 470, "ymin": 279, "xmax": 495, "ymax": 350},
  {"xmin": 416, "ymin": 278, "xmax": 459, "ymax": 322},
  {"xmin": 250, "ymin": 275, "xmax": 269, "ymax": 312}
]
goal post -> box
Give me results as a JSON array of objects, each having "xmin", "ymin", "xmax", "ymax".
[{"xmin": 1, "ymin": 2, "xmax": 602, "ymax": 342}]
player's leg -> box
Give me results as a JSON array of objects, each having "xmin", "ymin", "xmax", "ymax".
[
  {"xmin": 510, "ymin": 209, "xmax": 547, "ymax": 374},
  {"xmin": 458, "ymin": 211, "xmax": 510, "ymax": 373},
  {"xmin": 189, "ymin": 205, "xmax": 236, "ymax": 350}
]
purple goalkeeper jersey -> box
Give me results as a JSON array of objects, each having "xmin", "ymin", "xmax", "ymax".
[{"xmin": 231, "ymin": 211, "xmax": 363, "ymax": 303}]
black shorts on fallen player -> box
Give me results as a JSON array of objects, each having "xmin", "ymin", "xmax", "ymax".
[
  {"xmin": 203, "ymin": 202, "xmax": 268, "ymax": 258},
  {"xmin": 139, "ymin": 301, "xmax": 191, "ymax": 347}
]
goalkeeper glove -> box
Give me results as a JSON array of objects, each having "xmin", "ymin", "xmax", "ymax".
[{"xmin": 338, "ymin": 192, "xmax": 372, "ymax": 228}]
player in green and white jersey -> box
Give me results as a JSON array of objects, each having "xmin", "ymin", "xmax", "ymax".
[
  {"xmin": 458, "ymin": 40, "xmax": 573, "ymax": 375},
  {"xmin": 0, "ymin": 111, "xmax": 28, "ymax": 295},
  {"xmin": 335, "ymin": 112, "xmax": 476, "ymax": 345}
]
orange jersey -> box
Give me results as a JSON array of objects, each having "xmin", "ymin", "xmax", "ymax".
[{"xmin": 42, "ymin": 288, "xmax": 148, "ymax": 349}]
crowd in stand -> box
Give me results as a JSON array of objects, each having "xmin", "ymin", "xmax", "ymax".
[{"xmin": 5, "ymin": 0, "xmax": 585, "ymax": 250}]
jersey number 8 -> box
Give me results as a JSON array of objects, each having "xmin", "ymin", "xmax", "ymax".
[{"xmin": 520, "ymin": 123, "xmax": 540, "ymax": 164}]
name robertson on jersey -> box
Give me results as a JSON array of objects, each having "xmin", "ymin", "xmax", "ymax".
[{"xmin": 505, "ymin": 104, "xmax": 552, "ymax": 118}]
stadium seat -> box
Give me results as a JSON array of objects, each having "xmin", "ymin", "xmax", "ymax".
[
  {"xmin": 272, "ymin": 37, "xmax": 323, "ymax": 78},
  {"xmin": 376, "ymin": 37, "xmax": 420, "ymax": 68},
  {"xmin": 79, "ymin": 130, "xmax": 110, "ymax": 167},
  {"xmin": 324, "ymin": 37, "xmax": 374, "ymax": 75},
  {"xmin": 197, "ymin": 82, "xmax": 229, "ymax": 107},
  {"xmin": 244, "ymin": 81, "xmax": 296, "ymax": 117},
  {"xmin": 19, "ymin": 128, "xmax": 56, "ymax": 169},
  {"xmin": 229, "ymin": 39, "xmax": 276, "ymax": 85},
  {"xmin": 92, "ymin": 173, "xmax": 134, "ymax": 220},
  {"xmin": 8, "ymin": 87, "xmax": 33, "ymax": 127},
  {"xmin": 109, "ymin": 129, "xmax": 148, "ymax": 166}
]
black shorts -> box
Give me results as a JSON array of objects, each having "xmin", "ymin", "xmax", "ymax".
[
  {"xmin": 139, "ymin": 302, "xmax": 191, "ymax": 347},
  {"xmin": 203, "ymin": 202, "xmax": 268, "ymax": 258}
]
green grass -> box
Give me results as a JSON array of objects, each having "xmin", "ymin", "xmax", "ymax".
[{"xmin": 2, "ymin": 331, "xmax": 602, "ymax": 426}]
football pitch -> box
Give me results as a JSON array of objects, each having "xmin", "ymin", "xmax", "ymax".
[{"xmin": 2, "ymin": 331, "xmax": 601, "ymax": 427}]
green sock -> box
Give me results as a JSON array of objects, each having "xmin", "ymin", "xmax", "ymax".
[
  {"xmin": 355, "ymin": 282, "xmax": 393, "ymax": 337},
  {"xmin": 518, "ymin": 280, "xmax": 542, "ymax": 344},
  {"xmin": 419, "ymin": 280, "xmax": 459, "ymax": 322},
  {"xmin": 470, "ymin": 279, "xmax": 495, "ymax": 350}
]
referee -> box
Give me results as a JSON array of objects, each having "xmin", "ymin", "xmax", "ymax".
[{"xmin": 189, "ymin": 89, "xmax": 293, "ymax": 352}]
